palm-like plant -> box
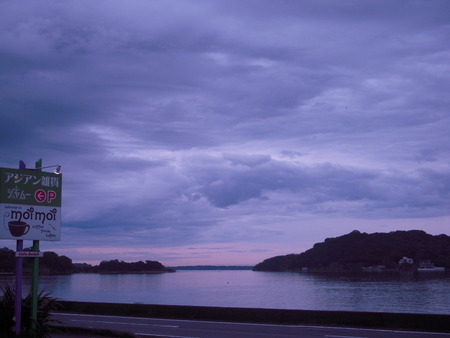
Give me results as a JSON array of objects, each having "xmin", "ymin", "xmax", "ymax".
[
  {"xmin": 0, "ymin": 285, "xmax": 61, "ymax": 337},
  {"xmin": 0, "ymin": 285, "xmax": 15, "ymax": 335}
]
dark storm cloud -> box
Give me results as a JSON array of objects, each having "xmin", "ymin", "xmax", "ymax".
[{"xmin": 187, "ymin": 155, "xmax": 449, "ymax": 217}]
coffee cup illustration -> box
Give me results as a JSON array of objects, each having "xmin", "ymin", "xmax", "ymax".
[{"xmin": 8, "ymin": 221, "xmax": 30, "ymax": 237}]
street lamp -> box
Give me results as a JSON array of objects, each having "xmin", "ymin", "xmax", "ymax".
[{"xmin": 33, "ymin": 164, "xmax": 62, "ymax": 174}]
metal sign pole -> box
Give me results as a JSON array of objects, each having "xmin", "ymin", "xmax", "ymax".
[
  {"xmin": 31, "ymin": 159, "xmax": 42, "ymax": 331},
  {"xmin": 14, "ymin": 160, "xmax": 26, "ymax": 335},
  {"xmin": 31, "ymin": 240, "xmax": 40, "ymax": 330},
  {"xmin": 14, "ymin": 240, "xmax": 23, "ymax": 335}
]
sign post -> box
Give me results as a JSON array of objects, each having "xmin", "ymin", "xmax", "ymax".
[
  {"xmin": 14, "ymin": 239, "xmax": 23, "ymax": 335},
  {"xmin": 31, "ymin": 240, "xmax": 39, "ymax": 330},
  {"xmin": 0, "ymin": 162, "xmax": 62, "ymax": 335},
  {"xmin": 31, "ymin": 159, "xmax": 42, "ymax": 331}
]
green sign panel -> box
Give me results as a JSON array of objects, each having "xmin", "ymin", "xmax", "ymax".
[{"xmin": 0, "ymin": 167, "xmax": 62, "ymax": 241}]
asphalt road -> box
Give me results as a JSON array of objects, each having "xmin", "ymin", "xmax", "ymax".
[{"xmin": 51, "ymin": 312, "xmax": 450, "ymax": 338}]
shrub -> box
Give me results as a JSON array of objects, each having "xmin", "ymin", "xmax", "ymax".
[{"xmin": 0, "ymin": 285, "xmax": 61, "ymax": 337}]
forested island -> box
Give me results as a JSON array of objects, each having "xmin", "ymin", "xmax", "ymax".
[
  {"xmin": 253, "ymin": 230, "xmax": 450, "ymax": 272},
  {"xmin": 170, "ymin": 265, "xmax": 253, "ymax": 270},
  {"xmin": 0, "ymin": 247, "xmax": 173, "ymax": 274}
]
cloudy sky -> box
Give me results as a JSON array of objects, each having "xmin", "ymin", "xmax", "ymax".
[{"xmin": 1, "ymin": 0, "xmax": 449, "ymax": 266}]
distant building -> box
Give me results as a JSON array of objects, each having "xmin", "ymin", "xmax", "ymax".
[
  {"xmin": 362, "ymin": 265, "xmax": 385, "ymax": 272},
  {"xmin": 399, "ymin": 257, "xmax": 414, "ymax": 265},
  {"xmin": 418, "ymin": 260, "xmax": 434, "ymax": 269},
  {"xmin": 418, "ymin": 260, "xmax": 445, "ymax": 272}
]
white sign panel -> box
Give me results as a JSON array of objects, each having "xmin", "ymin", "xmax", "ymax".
[{"xmin": 1, "ymin": 204, "xmax": 61, "ymax": 240}]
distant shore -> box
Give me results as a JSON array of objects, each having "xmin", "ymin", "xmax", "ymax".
[
  {"xmin": 169, "ymin": 265, "xmax": 253, "ymax": 270},
  {"xmin": 98, "ymin": 269, "xmax": 175, "ymax": 274}
]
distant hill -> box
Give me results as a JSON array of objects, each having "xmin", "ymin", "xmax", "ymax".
[
  {"xmin": 170, "ymin": 265, "xmax": 253, "ymax": 270},
  {"xmin": 253, "ymin": 230, "xmax": 450, "ymax": 272},
  {"xmin": 0, "ymin": 247, "xmax": 72, "ymax": 274},
  {"xmin": 94, "ymin": 259, "xmax": 175, "ymax": 273},
  {"xmin": 0, "ymin": 248, "xmax": 173, "ymax": 274}
]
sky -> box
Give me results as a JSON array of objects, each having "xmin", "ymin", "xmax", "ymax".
[{"xmin": 0, "ymin": 0, "xmax": 449, "ymax": 266}]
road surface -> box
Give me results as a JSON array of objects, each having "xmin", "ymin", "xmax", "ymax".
[{"xmin": 51, "ymin": 312, "xmax": 450, "ymax": 338}]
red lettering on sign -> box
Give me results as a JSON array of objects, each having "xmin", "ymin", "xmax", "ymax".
[
  {"xmin": 35, "ymin": 189, "xmax": 46, "ymax": 203},
  {"xmin": 47, "ymin": 190, "xmax": 56, "ymax": 203}
]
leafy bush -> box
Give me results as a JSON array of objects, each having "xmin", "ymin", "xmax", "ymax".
[
  {"xmin": 0, "ymin": 285, "xmax": 15, "ymax": 335},
  {"xmin": 0, "ymin": 285, "xmax": 61, "ymax": 337}
]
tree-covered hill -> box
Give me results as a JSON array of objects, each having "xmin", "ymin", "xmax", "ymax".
[
  {"xmin": 0, "ymin": 248, "xmax": 72, "ymax": 274},
  {"xmin": 95, "ymin": 259, "xmax": 175, "ymax": 273},
  {"xmin": 0, "ymin": 248, "xmax": 173, "ymax": 274},
  {"xmin": 253, "ymin": 230, "xmax": 450, "ymax": 272}
]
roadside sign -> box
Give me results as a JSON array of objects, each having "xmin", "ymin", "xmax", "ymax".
[
  {"xmin": 0, "ymin": 167, "xmax": 62, "ymax": 241},
  {"xmin": 15, "ymin": 251, "xmax": 44, "ymax": 258}
]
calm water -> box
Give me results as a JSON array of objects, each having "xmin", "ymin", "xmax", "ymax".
[{"xmin": 2, "ymin": 270, "xmax": 450, "ymax": 314}]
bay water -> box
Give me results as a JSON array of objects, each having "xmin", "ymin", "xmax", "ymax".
[{"xmin": 2, "ymin": 270, "xmax": 450, "ymax": 314}]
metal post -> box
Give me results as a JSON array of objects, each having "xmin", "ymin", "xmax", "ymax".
[
  {"xmin": 31, "ymin": 158, "xmax": 42, "ymax": 331},
  {"xmin": 31, "ymin": 240, "xmax": 40, "ymax": 330},
  {"xmin": 14, "ymin": 240, "xmax": 23, "ymax": 335},
  {"xmin": 14, "ymin": 160, "xmax": 26, "ymax": 335}
]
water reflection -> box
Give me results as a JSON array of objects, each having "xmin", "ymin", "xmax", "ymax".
[{"xmin": 1, "ymin": 271, "xmax": 450, "ymax": 314}]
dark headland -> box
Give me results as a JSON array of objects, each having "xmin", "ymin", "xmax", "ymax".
[{"xmin": 253, "ymin": 230, "xmax": 450, "ymax": 273}]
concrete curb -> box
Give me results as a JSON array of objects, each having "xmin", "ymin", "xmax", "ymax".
[{"xmin": 50, "ymin": 326, "xmax": 137, "ymax": 337}]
